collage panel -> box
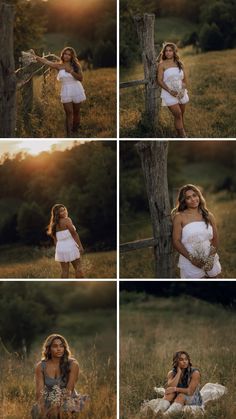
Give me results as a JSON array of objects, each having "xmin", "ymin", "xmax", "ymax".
[
  {"xmin": 0, "ymin": 140, "xmax": 117, "ymax": 279},
  {"xmin": 0, "ymin": 0, "xmax": 117, "ymax": 139},
  {"xmin": 120, "ymin": 0, "xmax": 236, "ymax": 139},
  {"xmin": 120, "ymin": 281, "xmax": 236, "ymax": 419},
  {"xmin": 120, "ymin": 140, "xmax": 236, "ymax": 279},
  {"xmin": 0, "ymin": 281, "xmax": 117, "ymax": 418}
]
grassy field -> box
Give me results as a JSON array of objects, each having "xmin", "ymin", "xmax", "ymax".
[
  {"xmin": 0, "ymin": 308, "xmax": 116, "ymax": 418},
  {"xmin": 120, "ymin": 48, "xmax": 236, "ymax": 138},
  {"xmin": 120, "ymin": 294, "xmax": 236, "ymax": 419},
  {"xmin": 0, "ymin": 245, "xmax": 116, "ymax": 278},
  {"xmin": 120, "ymin": 192, "xmax": 236, "ymax": 278},
  {"xmin": 16, "ymin": 67, "xmax": 116, "ymax": 138}
]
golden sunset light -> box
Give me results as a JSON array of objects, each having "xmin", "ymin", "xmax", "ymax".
[{"xmin": 0, "ymin": 140, "xmax": 82, "ymax": 158}]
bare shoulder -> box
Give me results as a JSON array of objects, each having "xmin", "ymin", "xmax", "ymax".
[
  {"xmin": 69, "ymin": 358, "xmax": 79, "ymax": 369},
  {"xmin": 172, "ymin": 212, "xmax": 183, "ymax": 224},
  {"xmin": 192, "ymin": 369, "xmax": 201, "ymax": 378},
  {"xmin": 167, "ymin": 370, "xmax": 174, "ymax": 378},
  {"xmin": 65, "ymin": 217, "xmax": 73, "ymax": 226},
  {"xmin": 158, "ymin": 61, "xmax": 164, "ymax": 70},
  {"xmin": 35, "ymin": 361, "xmax": 43, "ymax": 372}
]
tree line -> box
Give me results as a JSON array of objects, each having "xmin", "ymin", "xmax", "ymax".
[
  {"xmin": 13, "ymin": 0, "xmax": 116, "ymax": 68},
  {"xmin": 120, "ymin": 141, "xmax": 236, "ymax": 219},
  {"xmin": 0, "ymin": 141, "xmax": 116, "ymax": 250},
  {"xmin": 120, "ymin": 0, "xmax": 236, "ymax": 67},
  {"xmin": 0, "ymin": 282, "xmax": 116, "ymax": 353}
]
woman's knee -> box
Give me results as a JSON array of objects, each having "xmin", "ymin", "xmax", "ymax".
[{"xmin": 175, "ymin": 393, "xmax": 186, "ymax": 404}]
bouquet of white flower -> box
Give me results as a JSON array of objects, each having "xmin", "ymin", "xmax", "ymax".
[
  {"xmin": 166, "ymin": 75, "xmax": 185, "ymax": 103},
  {"xmin": 189, "ymin": 244, "xmax": 216, "ymax": 276}
]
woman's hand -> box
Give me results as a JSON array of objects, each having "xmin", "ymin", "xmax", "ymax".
[
  {"xmin": 64, "ymin": 64, "xmax": 73, "ymax": 74},
  {"xmin": 168, "ymin": 89, "xmax": 178, "ymax": 97},
  {"xmin": 80, "ymin": 246, "xmax": 85, "ymax": 254},
  {"xmin": 165, "ymin": 387, "xmax": 177, "ymax": 395},
  {"xmin": 188, "ymin": 255, "xmax": 205, "ymax": 269}
]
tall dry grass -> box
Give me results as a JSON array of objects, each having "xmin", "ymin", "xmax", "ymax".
[
  {"xmin": 0, "ymin": 246, "xmax": 116, "ymax": 279},
  {"xmin": 120, "ymin": 295, "xmax": 236, "ymax": 419},
  {"xmin": 16, "ymin": 67, "xmax": 116, "ymax": 138},
  {"xmin": 120, "ymin": 48, "xmax": 236, "ymax": 138},
  {"xmin": 0, "ymin": 346, "xmax": 116, "ymax": 419}
]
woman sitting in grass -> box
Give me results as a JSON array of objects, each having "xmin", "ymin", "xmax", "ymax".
[
  {"xmin": 157, "ymin": 42, "xmax": 189, "ymax": 138},
  {"xmin": 172, "ymin": 184, "xmax": 221, "ymax": 279},
  {"xmin": 31, "ymin": 47, "xmax": 86, "ymax": 137},
  {"xmin": 32, "ymin": 334, "xmax": 89, "ymax": 418},
  {"xmin": 141, "ymin": 351, "xmax": 227, "ymax": 416},
  {"xmin": 47, "ymin": 204, "xmax": 84, "ymax": 279}
]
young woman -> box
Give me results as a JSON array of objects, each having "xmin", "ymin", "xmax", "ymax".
[
  {"xmin": 172, "ymin": 184, "xmax": 222, "ymax": 279},
  {"xmin": 32, "ymin": 334, "xmax": 88, "ymax": 418},
  {"xmin": 157, "ymin": 42, "xmax": 189, "ymax": 138},
  {"xmin": 161, "ymin": 351, "xmax": 202, "ymax": 415},
  {"xmin": 47, "ymin": 204, "xmax": 84, "ymax": 279},
  {"xmin": 33, "ymin": 47, "xmax": 86, "ymax": 137}
]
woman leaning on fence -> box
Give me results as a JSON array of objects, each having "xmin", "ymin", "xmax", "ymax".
[
  {"xmin": 30, "ymin": 47, "xmax": 86, "ymax": 137},
  {"xmin": 157, "ymin": 42, "xmax": 189, "ymax": 138}
]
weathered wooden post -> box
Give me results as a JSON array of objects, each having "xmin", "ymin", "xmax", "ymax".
[
  {"xmin": 133, "ymin": 14, "xmax": 160, "ymax": 133},
  {"xmin": 136, "ymin": 141, "xmax": 174, "ymax": 278},
  {"xmin": 0, "ymin": 0, "xmax": 16, "ymax": 137}
]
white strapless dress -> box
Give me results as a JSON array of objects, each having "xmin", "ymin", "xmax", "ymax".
[
  {"xmin": 55, "ymin": 228, "xmax": 80, "ymax": 262},
  {"xmin": 57, "ymin": 69, "xmax": 86, "ymax": 104},
  {"xmin": 178, "ymin": 221, "xmax": 221, "ymax": 279},
  {"xmin": 161, "ymin": 67, "xmax": 189, "ymax": 106}
]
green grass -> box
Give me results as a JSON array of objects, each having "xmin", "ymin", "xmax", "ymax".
[
  {"xmin": 0, "ymin": 307, "xmax": 116, "ymax": 418},
  {"xmin": 16, "ymin": 67, "xmax": 116, "ymax": 138},
  {"xmin": 0, "ymin": 245, "xmax": 116, "ymax": 278},
  {"xmin": 120, "ymin": 295, "xmax": 236, "ymax": 419},
  {"xmin": 155, "ymin": 17, "xmax": 198, "ymax": 44},
  {"xmin": 120, "ymin": 48, "xmax": 236, "ymax": 138},
  {"xmin": 120, "ymin": 193, "xmax": 236, "ymax": 278}
]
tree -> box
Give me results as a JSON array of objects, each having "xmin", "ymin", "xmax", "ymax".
[{"xmin": 17, "ymin": 201, "xmax": 46, "ymax": 244}]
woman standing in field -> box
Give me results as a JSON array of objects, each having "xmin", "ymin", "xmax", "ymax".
[
  {"xmin": 32, "ymin": 47, "xmax": 86, "ymax": 137},
  {"xmin": 32, "ymin": 334, "xmax": 88, "ymax": 418},
  {"xmin": 47, "ymin": 204, "xmax": 84, "ymax": 279},
  {"xmin": 172, "ymin": 184, "xmax": 221, "ymax": 279},
  {"xmin": 157, "ymin": 42, "xmax": 189, "ymax": 138}
]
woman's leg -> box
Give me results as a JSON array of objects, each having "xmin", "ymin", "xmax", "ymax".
[
  {"xmin": 60, "ymin": 262, "xmax": 69, "ymax": 279},
  {"xmin": 71, "ymin": 258, "xmax": 84, "ymax": 278},
  {"xmin": 72, "ymin": 103, "xmax": 81, "ymax": 132},
  {"xmin": 63, "ymin": 103, "xmax": 74, "ymax": 137},
  {"xmin": 168, "ymin": 104, "xmax": 187, "ymax": 137}
]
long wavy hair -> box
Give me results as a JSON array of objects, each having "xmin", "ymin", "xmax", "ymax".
[
  {"xmin": 42, "ymin": 334, "xmax": 72, "ymax": 385},
  {"xmin": 172, "ymin": 184, "xmax": 210, "ymax": 226},
  {"xmin": 60, "ymin": 46, "xmax": 81, "ymax": 73},
  {"xmin": 47, "ymin": 203, "xmax": 66, "ymax": 239},
  {"xmin": 172, "ymin": 351, "xmax": 194, "ymax": 387},
  {"xmin": 157, "ymin": 42, "xmax": 183, "ymax": 71}
]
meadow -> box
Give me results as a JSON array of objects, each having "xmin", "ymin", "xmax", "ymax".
[
  {"xmin": 120, "ymin": 48, "xmax": 236, "ymax": 138},
  {"xmin": 0, "ymin": 307, "xmax": 116, "ymax": 419},
  {"xmin": 120, "ymin": 191, "xmax": 236, "ymax": 278},
  {"xmin": 120, "ymin": 294, "xmax": 236, "ymax": 419},
  {"xmin": 0, "ymin": 245, "xmax": 116, "ymax": 278},
  {"xmin": 16, "ymin": 67, "xmax": 116, "ymax": 138}
]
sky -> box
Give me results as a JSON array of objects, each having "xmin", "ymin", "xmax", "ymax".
[{"xmin": 0, "ymin": 140, "xmax": 81, "ymax": 157}]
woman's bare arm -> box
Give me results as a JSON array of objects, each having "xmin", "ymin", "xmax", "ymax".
[
  {"xmin": 66, "ymin": 360, "xmax": 79, "ymax": 393},
  {"xmin": 169, "ymin": 370, "xmax": 200, "ymax": 396},
  {"xmin": 65, "ymin": 218, "xmax": 84, "ymax": 252},
  {"xmin": 65, "ymin": 64, "xmax": 83, "ymax": 81},
  {"xmin": 209, "ymin": 212, "xmax": 219, "ymax": 251},
  {"xmin": 182, "ymin": 66, "xmax": 188, "ymax": 89},
  {"xmin": 34, "ymin": 54, "xmax": 61, "ymax": 70},
  {"xmin": 167, "ymin": 369, "xmax": 182, "ymax": 387},
  {"xmin": 35, "ymin": 362, "xmax": 46, "ymax": 413}
]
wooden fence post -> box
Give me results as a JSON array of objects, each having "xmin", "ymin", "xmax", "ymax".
[
  {"xmin": 0, "ymin": 1, "xmax": 16, "ymax": 137},
  {"xmin": 136, "ymin": 141, "xmax": 174, "ymax": 278},
  {"xmin": 133, "ymin": 14, "xmax": 160, "ymax": 132}
]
